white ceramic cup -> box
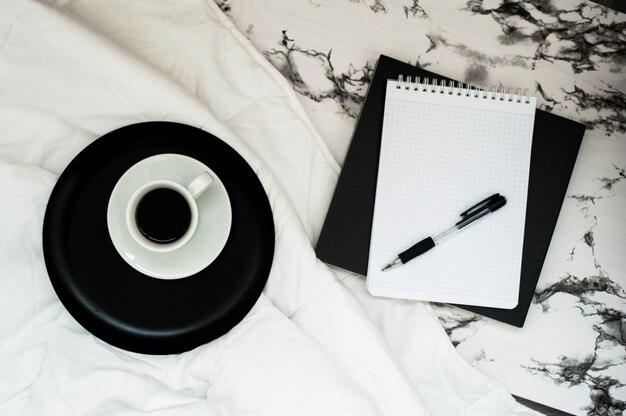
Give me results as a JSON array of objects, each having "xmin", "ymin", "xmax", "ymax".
[{"xmin": 126, "ymin": 172, "xmax": 214, "ymax": 253}]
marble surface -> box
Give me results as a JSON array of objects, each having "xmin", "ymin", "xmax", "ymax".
[{"xmin": 215, "ymin": 1, "xmax": 626, "ymax": 415}]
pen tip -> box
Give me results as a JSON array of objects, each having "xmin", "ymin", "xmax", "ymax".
[{"xmin": 382, "ymin": 257, "xmax": 402, "ymax": 272}]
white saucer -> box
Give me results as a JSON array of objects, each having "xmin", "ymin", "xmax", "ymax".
[{"xmin": 107, "ymin": 154, "xmax": 232, "ymax": 279}]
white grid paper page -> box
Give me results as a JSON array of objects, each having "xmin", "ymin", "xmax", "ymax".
[{"xmin": 367, "ymin": 80, "xmax": 536, "ymax": 308}]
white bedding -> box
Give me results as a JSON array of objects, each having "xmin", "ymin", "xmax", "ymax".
[{"xmin": 0, "ymin": 1, "xmax": 537, "ymax": 414}]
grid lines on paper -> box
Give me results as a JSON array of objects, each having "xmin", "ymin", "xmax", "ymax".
[{"xmin": 367, "ymin": 85, "xmax": 534, "ymax": 307}]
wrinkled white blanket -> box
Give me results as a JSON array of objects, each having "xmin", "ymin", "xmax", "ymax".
[{"xmin": 0, "ymin": 1, "xmax": 538, "ymax": 415}]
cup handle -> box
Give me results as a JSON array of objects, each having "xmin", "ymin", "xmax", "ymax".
[{"xmin": 187, "ymin": 171, "xmax": 214, "ymax": 199}]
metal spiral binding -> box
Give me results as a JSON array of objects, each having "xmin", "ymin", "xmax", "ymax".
[{"xmin": 395, "ymin": 75, "xmax": 530, "ymax": 104}]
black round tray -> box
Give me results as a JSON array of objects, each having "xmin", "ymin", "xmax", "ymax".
[{"xmin": 43, "ymin": 122, "xmax": 274, "ymax": 354}]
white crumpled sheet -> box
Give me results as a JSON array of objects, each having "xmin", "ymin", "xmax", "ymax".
[{"xmin": 0, "ymin": 1, "xmax": 538, "ymax": 415}]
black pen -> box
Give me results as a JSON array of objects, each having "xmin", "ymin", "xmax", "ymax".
[{"xmin": 382, "ymin": 193, "xmax": 507, "ymax": 271}]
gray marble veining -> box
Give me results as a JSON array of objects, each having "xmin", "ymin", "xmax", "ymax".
[{"xmin": 263, "ymin": 30, "xmax": 375, "ymax": 119}]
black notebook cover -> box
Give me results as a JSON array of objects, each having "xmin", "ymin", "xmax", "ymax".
[{"xmin": 315, "ymin": 55, "xmax": 585, "ymax": 327}]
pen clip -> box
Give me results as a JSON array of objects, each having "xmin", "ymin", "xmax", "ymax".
[{"xmin": 459, "ymin": 193, "xmax": 501, "ymax": 219}]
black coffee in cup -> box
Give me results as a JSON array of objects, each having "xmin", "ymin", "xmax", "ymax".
[{"xmin": 136, "ymin": 188, "xmax": 191, "ymax": 244}]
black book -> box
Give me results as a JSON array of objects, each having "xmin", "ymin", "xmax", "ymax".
[{"xmin": 315, "ymin": 55, "xmax": 585, "ymax": 327}]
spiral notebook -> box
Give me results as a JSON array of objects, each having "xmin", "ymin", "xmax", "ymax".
[
  {"xmin": 366, "ymin": 77, "xmax": 537, "ymax": 308},
  {"xmin": 316, "ymin": 55, "xmax": 585, "ymax": 325}
]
